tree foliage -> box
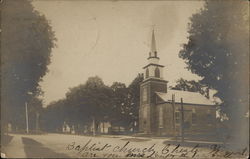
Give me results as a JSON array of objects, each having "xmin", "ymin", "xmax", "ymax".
[
  {"xmin": 180, "ymin": 0, "xmax": 248, "ymax": 114},
  {"xmin": 171, "ymin": 78, "xmax": 206, "ymax": 95},
  {"xmin": 110, "ymin": 82, "xmax": 129, "ymax": 126},
  {"xmin": 41, "ymin": 74, "xmax": 144, "ymax": 133},
  {"xmin": 27, "ymin": 96, "xmax": 43, "ymax": 130},
  {"xmin": 179, "ymin": 0, "xmax": 249, "ymax": 147},
  {"xmin": 110, "ymin": 74, "xmax": 143, "ymax": 128},
  {"xmin": 40, "ymin": 99, "xmax": 66, "ymax": 132},
  {"xmin": 127, "ymin": 74, "xmax": 144, "ymax": 124},
  {"xmin": 1, "ymin": 0, "xmax": 56, "ymax": 130}
]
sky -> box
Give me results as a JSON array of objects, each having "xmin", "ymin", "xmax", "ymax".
[{"xmin": 32, "ymin": 0, "xmax": 204, "ymax": 106}]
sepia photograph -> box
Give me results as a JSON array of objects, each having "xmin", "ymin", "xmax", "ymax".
[{"xmin": 1, "ymin": 0, "xmax": 249, "ymax": 158}]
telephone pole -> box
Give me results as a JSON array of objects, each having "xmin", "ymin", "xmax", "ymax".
[
  {"xmin": 92, "ymin": 117, "xmax": 96, "ymax": 136},
  {"xmin": 25, "ymin": 102, "xmax": 29, "ymax": 134},
  {"xmin": 172, "ymin": 94, "xmax": 176, "ymax": 139},
  {"xmin": 180, "ymin": 98, "xmax": 184, "ymax": 142}
]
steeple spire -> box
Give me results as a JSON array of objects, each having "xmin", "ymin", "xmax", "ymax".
[{"xmin": 149, "ymin": 29, "xmax": 158, "ymax": 58}]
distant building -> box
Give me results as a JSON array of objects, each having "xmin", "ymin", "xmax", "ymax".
[
  {"xmin": 62, "ymin": 122, "xmax": 72, "ymax": 133},
  {"xmin": 139, "ymin": 30, "xmax": 217, "ymax": 136},
  {"xmin": 98, "ymin": 122, "xmax": 111, "ymax": 134}
]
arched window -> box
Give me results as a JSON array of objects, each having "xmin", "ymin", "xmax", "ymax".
[
  {"xmin": 145, "ymin": 68, "xmax": 149, "ymax": 78},
  {"xmin": 155, "ymin": 67, "xmax": 160, "ymax": 77},
  {"xmin": 154, "ymin": 51, "xmax": 157, "ymax": 57}
]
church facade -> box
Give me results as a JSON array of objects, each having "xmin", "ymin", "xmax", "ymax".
[{"xmin": 139, "ymin": 31, "xmax": 217, "ymax": 136}]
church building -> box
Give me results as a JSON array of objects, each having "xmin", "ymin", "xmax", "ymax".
[{"xmin": 139, "ymin": 31, "xmax": 217, "ymax": 136}]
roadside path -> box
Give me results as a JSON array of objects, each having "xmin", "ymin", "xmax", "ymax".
[
  {"xmin": 2, "ymin": 134, "xmax": 70, "ymax": 158},
  {"xmin": 22, "ymin": 137, "xmax": 70, "ymax": 158},
  {"xmin": 2, "ymin": 135, "xmax": 26, "ymax": 158}
]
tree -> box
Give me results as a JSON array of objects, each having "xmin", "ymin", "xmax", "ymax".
[
  {"xmin": 64, "ymin": 76, "xmax": 113, "ymax": 133},
  {"xmin": 64, "ymin": 84, "xmax": 90, "ymax": 127},
  {"xmin": 109, "ymin": 74, "xmax": 143, "ymax": 132},
  {"xmin": 171, "ymin": 78, "xmax": 206, "ymax": 96},
  {"xmin": 82, "ymin": 76, "xmax": 113, "ymax": 121},
  {"xmin": 27, "ymin": 96, "xmax": 43, "ymax": 132},
  {"xmin": 179, "ymin": 0, "xmax": 249, "ymax": 148},
  {"xmin": 1, "ymin": 0, "xmax": 56, "ymax": 131},
  {"xmin": 40, "ymin": 100, "xmax": 66, "ymax": 132},
  {"xmin": 127, "ymin": 73, "xmax": 144, "ymax": 131},
  {"xmin": 41, "ymin": 75, "xmax": 144, "ymax": 134},
  {"xmin": 110, "ymin": 82, "xmax": 129, "ymax": 127}
]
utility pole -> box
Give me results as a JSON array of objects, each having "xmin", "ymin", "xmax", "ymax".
[
  {"xmin": 25, "ymin": 91, "xmax": 32, "ymax": 134},
  {"xmin": 180, "ymin": 98, "xmax": 184, "ymax": 142},
  {"xmin": 172, "ymin": 94, "xmax": 176, "ymax": 140},
  {"xmin": 92, "ymin": 117, "xmax": 96, "ymax": 136},
  {"xmin": 25, "ymin": 102, "xmax": 29, "ymax": 134}
]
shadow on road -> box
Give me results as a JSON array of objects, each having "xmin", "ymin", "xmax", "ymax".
[
  {"xmin": 22, "ymin": 137, "xmax": 70, "ymax": 158},
  {"xmin": 2, "ymin": 135, "xmax": 13, "ymax": 146}
]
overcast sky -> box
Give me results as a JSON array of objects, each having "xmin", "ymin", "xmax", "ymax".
[{"xmin": 32, "ymin": 0, "xmax": 204, "ymax": 106}]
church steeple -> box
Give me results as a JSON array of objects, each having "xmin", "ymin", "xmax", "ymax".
[
  {"xmin": 143, "ymin": 29, "xmax": 165, "ymax": 80},
  {"xmin": 149, "ymin": 29, "xmax": 158, "ymax": 59}
]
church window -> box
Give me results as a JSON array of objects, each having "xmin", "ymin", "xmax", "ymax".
[
  {"xmin": 146, "ymin": 68, "xmax": 149, "ymax": 78},
  {"xmin": 175, "ymin": 112, "xmax": 180, "ymax": 124},
  {"xmin": 159, "ymin": 107, "xmax": 163, "ymax": 128},
  {"xmin": 155, "ymin": 67, "xmax": 160, "ymax": 78}
]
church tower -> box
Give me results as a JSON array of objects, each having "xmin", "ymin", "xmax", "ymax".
[{"xmin": 139, "ymin": 30, "xmax": 168, "ymax": 134}]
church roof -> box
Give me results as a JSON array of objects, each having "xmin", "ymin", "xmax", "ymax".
[{"xmin": 156, "ymin": 89, "xmax": 216, "ymax": 106}]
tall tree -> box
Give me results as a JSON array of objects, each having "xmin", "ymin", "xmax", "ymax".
[
  {"xmin": 40, "ymin": 99, "xmax": 66, "ymax": 132},
  {"xmin": 64, "ymin": 76, "xmax": 113, "ymax": 133},
  {"xmin": 110, "ymin": 82, "xmax": 129, "ymax": 127},
  {"xmin": 179, "ymin": 0, "xmax": 249, "ymax": 148},
  {"xmin": 109, "ymin": 74, "xmax": 143, "ymax": 131},
  {"xmin": 127, "ymin": 73, "xmax": 144, "ymax": 131},
  {"xmin": 1, "ymin": 0, "xmax": 56, "ymax": 131}
]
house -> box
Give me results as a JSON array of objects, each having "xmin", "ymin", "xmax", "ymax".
[{"xmin": 139, "ymin": 30, "xmax": 217, "ymax": 136}]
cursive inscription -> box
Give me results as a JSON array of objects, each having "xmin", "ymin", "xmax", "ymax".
[{"xmin": 66, "ymin": 139, "xmax": 249, "ymax": 158}]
